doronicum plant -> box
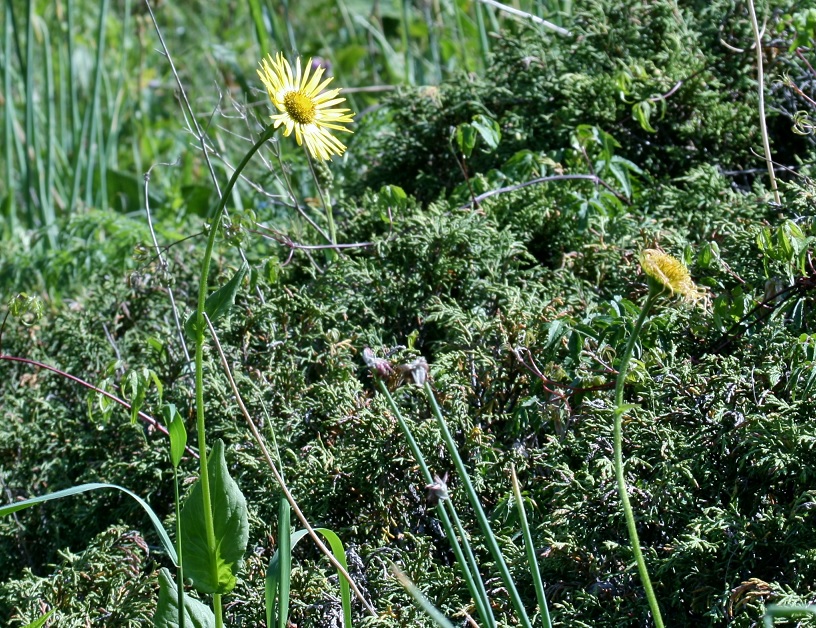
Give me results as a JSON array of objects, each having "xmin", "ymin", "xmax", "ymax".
[{"xmin": 611, "ymin": 248, "xmax": 707, "ymax": 628}]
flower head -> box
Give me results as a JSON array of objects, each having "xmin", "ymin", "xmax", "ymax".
[
  {"xmin": 425, "ymin": 472, "xmax": 449, "ymax": 507},
  {"xmin": 257, "ymin": 53, "xmax": 354, "ymax": 160},
  {"xmin": 639, "ymin": 249, "xmax": 706, "ymax": 304}
]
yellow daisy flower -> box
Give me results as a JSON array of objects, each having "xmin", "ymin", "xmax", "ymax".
[
  {"xmin": 257, "ymin": 53, "xmax": 355, "ymax": 161},
  {"xmin": 639, "ymin": 249, "xmax": 706, "ymax": 304}
]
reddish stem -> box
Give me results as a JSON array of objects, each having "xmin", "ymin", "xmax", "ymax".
[{"xmin": 0, "ymin": 354, "xmax": 199, "ymax": 459}]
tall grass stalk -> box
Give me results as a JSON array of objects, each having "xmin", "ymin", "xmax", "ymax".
[
  {"xmin": 246, "ymin": 0, "xmax": 271, "ymax": 55},
  {"xmin": 3, "ymin": 0, "xmax": 16, "ymax": 236},
  {"xmin": 511, "ymin": 465, "xmax": 552, "ymax": 628},
  {"xmin": 400, "ymin": 0, "xmax": 415, "ymax": 84},
  {"xmin": 423, "ymin": 380, "xmax": 533, "ymax": 628},
  {"xmin": 66, "ymin": 0, "xmax": 79, "ymax": 144},
  {"xmin": 104, "ymin": 0, "xmax": 133, "ymax": 184},
  {"xmin": 448, "ymin": 0, "xmax": 473, "ymax": 73},
  {"xmin": 375, "ymin": 379, "xmax": 494, "ymax": 626},
  {"xmin": 41, "ymin": 20, "xmax": 56, "ymax": 224},
  {"xmin": 474, "ymin": 0, "xmax": 490, "ymax": 69},
  {"xmin": 69, "ymin": 0, "xmax": 110, "ymax": 216},
  {"xmin": 23, "ymin": 0, "xmax": 39, "ymax": 239},
  {"xmin": 84, "ymin": 0, "xmax": 109, "ymax": 210}
]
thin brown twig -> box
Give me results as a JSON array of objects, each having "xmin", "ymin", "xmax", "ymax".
[
  {"xmin": 203, "ymin": 315, "xmax": 378, "ymax": 616},
  {"xmin": 462, "ymin": 173, "xmax": 628, "ymax": 208},
  {"xmin": 0, "ymin": 354, "xmax": 199, "ymax": 459}
]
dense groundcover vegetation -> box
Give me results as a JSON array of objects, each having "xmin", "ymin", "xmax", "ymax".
[{"xmin": 1, "ymin": 0, "xmax": 816, "ymax": 625}]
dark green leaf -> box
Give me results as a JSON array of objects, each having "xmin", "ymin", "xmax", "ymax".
[
  {"xmin": 180, "ymin": 440, "xmax": 249, "ymax": 595},
  {"xmin": 153, "ymin": 568, "xmax": 215, "ymax": 628},
  {"xmin": 184, "ymin": 262, "xmax": 249, "ymax": 337},
  {"xmin": 162, "ymin": 404, "xmax": 187, "ymax": 468},
  {"xmin": 470, "ymin": 114, "xmax": 501, "ymax": 152}
]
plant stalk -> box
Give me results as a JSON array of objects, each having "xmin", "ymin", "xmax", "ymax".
[
  {"xmin": 194, "ymin": 125, "xmax": 277, "ymax": 628},
  {"xmin": 376, "ymin": 380, "xmax": 494, "ymax": 627},
  {"xmin": 612, "ymin": 288, "xmax": 664, "ymax": 628},
  {"xmin": 746, "ymin": 0, "xmax": 780, "ymax": 205}
]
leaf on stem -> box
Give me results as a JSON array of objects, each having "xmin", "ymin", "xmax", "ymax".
[{"xmin": 180, "ymin": 439, "xmax": 249, "ymax": 594}]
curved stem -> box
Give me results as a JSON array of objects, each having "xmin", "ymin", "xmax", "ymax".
[
  {"xmin": 746, "ymin": 0, "xmax": 780, "ymax": 205},
  {"xmin": 193, "ymin": 125, "xmax": 277, "ymax": 628},
  {"xmin": 613, "ymin": 290, "xmax": 664, "ymax": 628}
]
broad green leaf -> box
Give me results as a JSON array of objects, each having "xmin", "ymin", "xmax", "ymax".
[
  {"xmin": 125, "ymin": 369, "xmax": 148, "ymax": 425},
  {"xmin": 184, "ymin": 262, "xmax": 248, "ymax": 337},
  {"xmin": 153, "ymin": 568, "xmax": 215, "ymax": 628},
  {"xmin": 0, "ymin": 483, "xmax": 177, "ymax": 565},
  {"xmin": 181, "ymin": 440, "xmax": 249, "ymax": 595},
  {"xmin": 455, "ymin": 123, "xmax": 477, "ymax": 158},
  {"xmin": 470, "ymin": 114, "xmax": 501, "ymax": 152}
]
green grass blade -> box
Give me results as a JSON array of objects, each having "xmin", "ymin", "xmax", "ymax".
[
  {"xmin": 66, "ymin": 0, "xmax": 79, "ymax": 145},
  {"xmin": 473, "ymin": 0, "xmax": 489, "ymax": 70},
  {"xmin": 22, "ymin": 609, "xmax": 55, "ymax": 628},
  {"xmin": 375, "ymin": 380, "xmax": 494, "ymax": 626},
  {"xmin": 82, "ymin": 0, "xmax": 110, "ymax": 209},
  {"xmin": 391, "ymin": 564, "xmax": 455, "ymax": 628},
  {"xmin": 3, "ymin": 0, "xmax": 17, "ymax": 235},
  {"xmin": 23, "ymin": 0, "xmax": 37, "ymax": 234},
  {"xmin": 41, "ymin": 18, "xmax": 56, "ymax": 234},
  {"xmin": 424, "ymin": 380, "xmax": 533, "ymax": 628},
  {"xmin": 0, "ymin": 482, "xmax": 178, "ymax": 565},
  {"xmin": 310, "ymin": 527, "xmax": 352, "ymax": 628},
  {"xmin": 276, "ymin": 498, "xmax": 292, "ymax": 628},
  {"xmin": 400, "ymin": 0, "xmax": 414, "ymax": 84},
  {"xmin": 511, "ymin": 465, "xmax": 552, "ymax": 628},
  {"xmin": 266, "ymin": 526, "xmax": 353, "ymax": 628},
  {"xmin": 246, "ymin": 0, "xmax": 270, "ymax": 54},
  {"xmin": 102, "ymin": 0, "xmax": 131, "ymax": 179},
  {"xmin": 278, "ymin": 0, "xmax": 297, "ymax": 53}
]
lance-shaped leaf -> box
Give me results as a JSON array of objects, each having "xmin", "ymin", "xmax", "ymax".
[{"xmin": 185, "ymin": 262, "xmax": 248, "ymax": 337}]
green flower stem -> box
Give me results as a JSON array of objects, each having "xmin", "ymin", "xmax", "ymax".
[
  {"xmin": 173, "ymin": 465, "xmax": 185, "ymax": 628},
  {"xmin": 441, "ymin": 499, "xmax": 493, "ymax": 624},
  {"xmin": 613, "ymin": 288, "xmax": 664, "ymax": 628},
  {"xmin": 511, "ymin": 465, "xmax": 552, "ymax": 628},
  {"xmin": 194, "ymin": 125, "xmax": 277, "ymax": 628},
  {"xmin": 423, "ymin": 381, "xmax": 533, "ymax": 628},
  {"xmin": 376, "ymin": 380, "xmax": 494, "ymax": 627}
]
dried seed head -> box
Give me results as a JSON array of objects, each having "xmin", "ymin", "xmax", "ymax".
[
  {"xmin": 425, "ymin": 473, "xmax": 449, "ymax": 506},
  {"xmin": 639, "ymin": 249, "xmax": 706, "ymax": 305}
]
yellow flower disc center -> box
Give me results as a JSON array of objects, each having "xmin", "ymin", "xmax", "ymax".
[{"xmin": 283, "ymin": 91, "xmax": 316, "ymax": 125}]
